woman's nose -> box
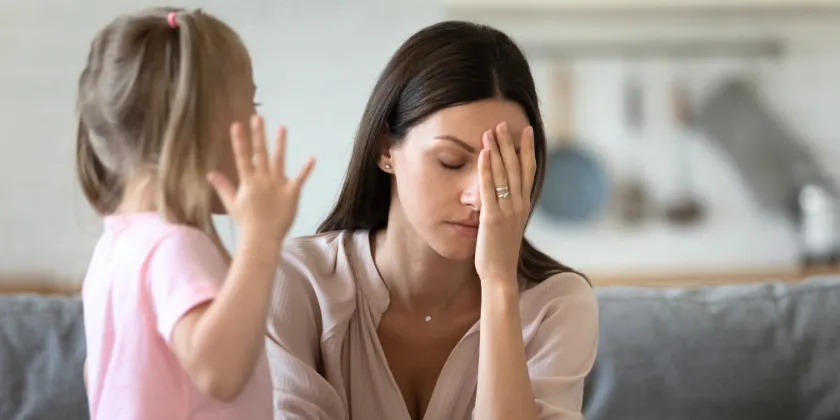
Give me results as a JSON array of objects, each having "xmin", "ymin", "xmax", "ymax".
[{"xmin": 460, "ymin": 176, "xmax": 482, "ymax": 211}]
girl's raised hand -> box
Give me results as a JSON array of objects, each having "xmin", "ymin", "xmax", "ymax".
[{"xmin": 208, "ymin": 115, "xmax": 315, "ymax": 242}]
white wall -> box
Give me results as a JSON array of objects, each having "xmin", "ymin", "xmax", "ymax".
[
  {"xmin": 0, "ymin": 0, "xmax": 440, "ymax": 284},
  {"xmin": 1, "ymin": 0, "xmax": 838, "ymax": 284}
]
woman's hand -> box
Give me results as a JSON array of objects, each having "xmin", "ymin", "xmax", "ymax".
[
  {"xmin": 474, "ymin": 122, "xmax": 541, "ymax": 420},
  {"xmin": 474, "ymin": 122, "xmax": 537, "ymax": 287}
]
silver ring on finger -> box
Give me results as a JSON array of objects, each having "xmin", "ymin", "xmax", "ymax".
[{"xmin": 495, "ymin": 186, "xmax": 511, "ymax": 199}]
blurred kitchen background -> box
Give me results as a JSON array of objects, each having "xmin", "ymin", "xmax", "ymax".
[{"xmin": 2, "ymin": 0, "xmax": 839, "ymax": 288}]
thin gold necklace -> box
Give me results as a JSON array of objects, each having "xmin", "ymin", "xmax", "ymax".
[{"xmin": 420, "ymin": 279, "xmax": 474, "ymax": 323}]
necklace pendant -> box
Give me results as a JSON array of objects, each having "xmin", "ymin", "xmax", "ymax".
[{"xmin": 425, "ymin": 315, "xmax": 432, "ymax": 322}]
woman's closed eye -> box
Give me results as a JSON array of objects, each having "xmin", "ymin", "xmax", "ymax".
[{"xmin": 439, "ymin": 160, "xmax": 466, "ymax": 170}]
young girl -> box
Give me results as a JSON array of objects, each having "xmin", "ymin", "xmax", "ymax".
[{"xmin": 76, "ymin": 7, "xmax": 314, "ymax": 419}]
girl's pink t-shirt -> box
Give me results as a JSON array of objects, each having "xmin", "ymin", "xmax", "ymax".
[{"xmin": 81, "ymin": 213, "xmax": 272, "ymax": 420}]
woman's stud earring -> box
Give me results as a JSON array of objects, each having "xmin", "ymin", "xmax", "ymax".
[{"xmin": 385, "ymin": 163, "xmax": 392, "ymax": 169}]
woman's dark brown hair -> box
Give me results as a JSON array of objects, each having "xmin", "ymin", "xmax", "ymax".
[{"xmin": 317, "ymin": 20, "xmax": 580, "ymax": 283}]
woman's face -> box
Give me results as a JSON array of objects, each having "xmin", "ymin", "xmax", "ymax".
[{"xmin": 382, "ymin": 98, "xmax": 531, "ymax": 261}]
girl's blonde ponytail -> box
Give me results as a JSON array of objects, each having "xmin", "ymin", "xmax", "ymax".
[
  {"xmin": 156, "ymin": 11, "xmax": 214, "ymax": 233},
  {"xmin": 74, "ymin": 7, "xmax": 248, "ymax": 253},
  {"xmin": 154, "ymin": 10, "xmax": 243, "ymax": 251}
]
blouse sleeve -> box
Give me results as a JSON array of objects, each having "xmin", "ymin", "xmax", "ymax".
[
  {"xmin": 526, "ymin": 272, "xmax": 599, "ymax": 419},
  {"xmin": 265, "ymin": 251, "xmax": 347, "ymax": 420}
]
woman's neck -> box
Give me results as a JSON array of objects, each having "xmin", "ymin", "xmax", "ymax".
[{"xmin": 372, "ymin": 221, "xmax": 480, "ymax": 314}]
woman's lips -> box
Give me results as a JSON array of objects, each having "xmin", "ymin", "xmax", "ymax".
[{"xmin": 447, "ymin": 221, "xmax": 479, "ymax": 236}]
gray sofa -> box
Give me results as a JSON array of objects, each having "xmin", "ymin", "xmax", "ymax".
[
  {"xmin": 0, "ymin": 292, "xmax": 87, "ymax": 420},
  {"xmin": 583, "ymin": 274, "xmax": 840, "ymax": 420},
  {"xmin": 2, "ymin": 275, "xmax": 839, "ymax": 420}
]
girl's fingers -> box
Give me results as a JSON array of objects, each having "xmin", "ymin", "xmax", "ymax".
[
  {"xmin": 271, "ymin": 125, "xmax": 288, "ymax": 179},
  {"xmin": 292, "ymin": 157, "xmax": 316, "ymax": 190},
  {"xmin": 231, "ymin": 122, "xmax": 254, "ymax": 178},
  {"xmin": 250, "ymin": 115, "xmax": 269, "ymax": 172}
]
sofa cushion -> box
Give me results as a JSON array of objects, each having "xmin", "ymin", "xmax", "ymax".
[
  {"xmin": 0, "ymin": 293, "xmax": 88, "ymax": 420},
  {"xmin": 584, "ymin": 274, "xmax": 840, "ymax": 420}
]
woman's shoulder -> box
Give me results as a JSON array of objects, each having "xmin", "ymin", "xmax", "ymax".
[
  {"xmin": 519, "ymin": 271, "xmax": 597, "ymax": 321},
  {"xmin": 273, "ymin": 230, "xmax": 366, "ymax": 337},
  {"xmin": 524, "ymin": 271, "xmax": 593, "ymax": 298},
  {"xmin": 516, "ymin": 271, "xmax": 598, "ymax": 357},
  {"xmin": 281, "ymin": 230, "xmax": 346, "ymax": 268},
  {"xmin": 277, "ymin": 229, "xmax": 373, "ymax": 305},
  {"xmin": 278, "ymin": 230, "xmax": 360, "ymax": 287}
]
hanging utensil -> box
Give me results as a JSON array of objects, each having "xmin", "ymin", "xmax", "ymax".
[
  {"xmin": 665, "ymin": 78, "xmax": 705, "ymax": 225},
  {"xmin": 539, "ymin": 65, "xmax": 610, "ymax": 223},
  {"xmin": 694, "ymin": 55, "xmax": 818, "ymax": 213},
  {"xmin": 617, "ymin": 71, "xmax": 651, "ymax": 226}
]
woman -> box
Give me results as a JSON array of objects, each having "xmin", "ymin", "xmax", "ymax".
[{"xmin": 266, "ymin": 20, "xmax": 598, "ymax": 420}]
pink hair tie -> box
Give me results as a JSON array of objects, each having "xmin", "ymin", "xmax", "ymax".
[{"xmin": 167, "ymin": 11, "xmax": 178, "ymax": 28}]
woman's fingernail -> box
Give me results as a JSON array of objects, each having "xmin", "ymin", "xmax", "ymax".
[
  {"xmin": 499, "ymin": 122, "xmax": 508, "ymax": 134},
  {"xmin": 526, "ymin": 126, "xmax": 533, "ymax": 136}
]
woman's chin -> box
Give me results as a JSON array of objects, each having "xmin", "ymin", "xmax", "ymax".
[{"xmin": 431, "ymin": 239, "xmax": 477, "ymax": 262}]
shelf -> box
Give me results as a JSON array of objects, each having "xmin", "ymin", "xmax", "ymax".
[
  {"xmin": 445, "ymin": 0, "xmax": 840, "ymax": 59},
  {"xmin": 4, "ymin": 267, "xmax": 838, "ymax": 295},
  {"xmin": 0, "ymin": 274, "xmax": 81, "ymax": 295},
  {"xmin": 588, "ymin": 264, "xmax": 840, "ymax": 287},
  {"xmin": 521, "ymin": 37, "xmax": 784, "ymax": 59},
  {"xmin": 445, "ymin": 0, "xmax": 840, "ymax": 16}
]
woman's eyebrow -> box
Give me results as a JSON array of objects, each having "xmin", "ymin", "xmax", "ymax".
[
  {"xmin": 434, "ymin": 135, "xmax": 476, "ymax": 153},
  {"xmin": 434, "ymin": 134, "xmax": 523, "ymax": 153}
]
